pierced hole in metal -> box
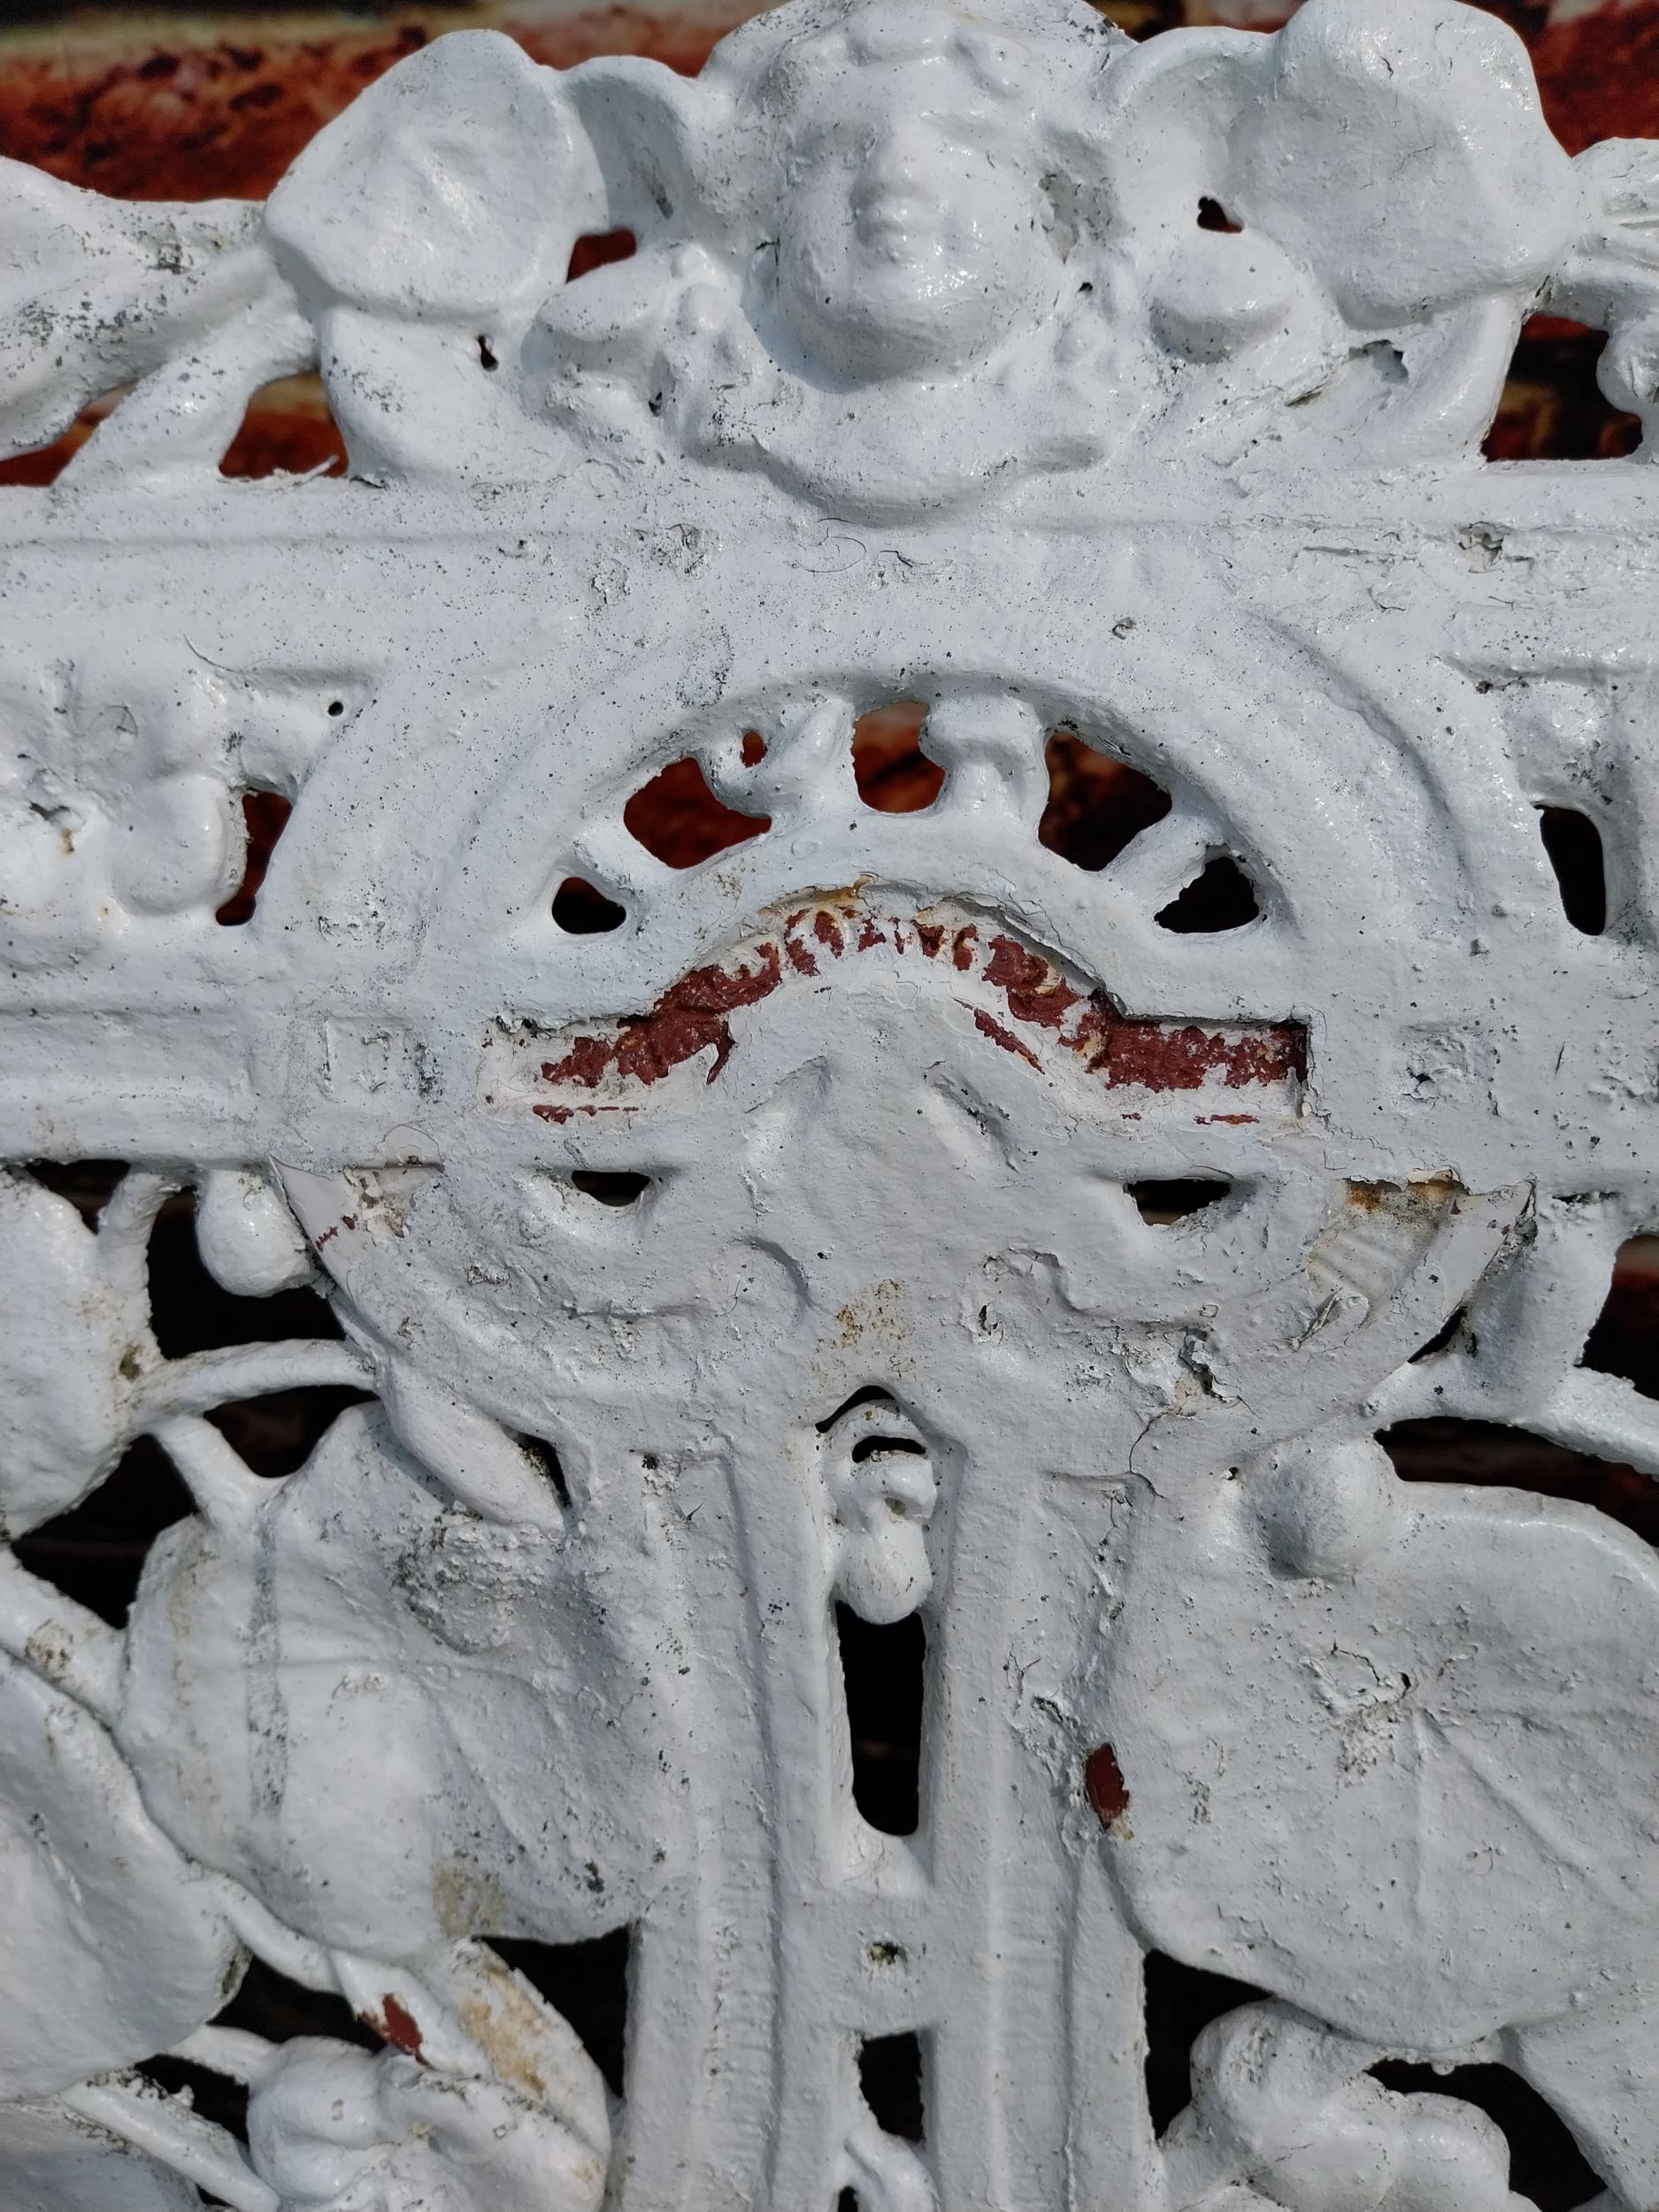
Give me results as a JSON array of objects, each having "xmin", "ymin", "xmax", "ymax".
[
  {"xmin": 327, "ymin": 697, "xmax": 346, "ymax": 717},
  {"xmin": 838, "ymin": 1602, "xmax": 925, "ymax": 1836},
  {"xmin": 1409, "ymin": 1303, "xmax": 1469, "ymax": 1362},
  {"xmin": 1536, "ymin": 805, "xmax": 1608, "ymax": 936},
  {"xmin": 139, "ymin": 2055, "xmax": 250, "ymax": 2145},
  {"xmin": 838, "ymin": 2195, "xmax": 863, "ymax": 2212},
  {"xmin": 216, "ymin": 790, "xmax": 293, "ymax": 926},
  {"xmin": 1038, "ymin": 729, "xmax": 1172, "ymax": 872},
  {"xmin": 491, "ymin": 1930, "xmax": 632, "ymax": 2100},
  {"xmin": 859, "ymin": 2029, "xmax": 926, "ymax": 2143},
  {"xmin": 477, "ymin": 334, "xmax": 499, "ymax": 371},
  {"xmin": 741, "ymin": 729, "xmax": 768, "ymax": 766},
  {"xmin": 0, "ymin": 382, "xmax": 132, "ymax": 487},
  {"xmin": 12, "ymin": 1434, "xmax": 192, "ymax": 1626},
  {"xmin": 1380, "ymin": 1418, "xmax": 1659, "ymax": 1548},
  {"xmin": 624, "ymin": 756, "xmax": 771, "ymax": 869},
  {"xmin": 1196, "ymin": 196, "xmax": 1241, "ymax": 234},
  {"xmin": 1483, "ymin": 316, "xmax": 1641, "ymax": 464},
  {"xmin": 1127, "ymin": 1178, "xmax": 1230, "ymax": 1225},
  {"xmin": 849, "ymin": 1430, "xmax": 926, "ymax": 1465},
  {"xmin": 208, "ymin": 1385, "xmax": 373, "ymax": 1479},
  {"xmin": 216, "ymin": 1955, "xmax": 379, "ymax": 2051},
  {"xmin": 27, "ymin": 1159, "xmax": 127, "ymax": 1219},
  {"xmin": 818, "ymin": 1384, "xmax": 899, "ymax": 1432},
  {"xmin": 852, "ymin": 700, "xmax": 942, "ymax": 813},
  {"xmin": 154, "ymin": 1187, "xmax": 342, "ymax": 1360},
  {"xmin": 566, "ymin": 228, "xmax": 637, "ymax": 283},
  {"xmin": 220, "ymin": 371, "xmax": 348, "ymax": 480},
  {"xmin": 513, "ymin": 1433, "xmax": 572, "ymax": 1509},
  {"xmin": 1581, "ymin": 1234, "xmax": 1659, "ymax": 1398},
  {"xmin": 571, "ymin": 1169, "xmax": 652, "ymax": 1208},
  {"xmin": 1142, "ymin": 1953, "xmax": 1272, "ymax": 2139},
  {"xmin": 1155, "ymin": 855, "xmax": 1259, "ymax": 933},
  {"xmin": 553, "ymin": 876, "xmax": 627, "ymax": 933},
  {"xmin": 1371, "ymin": 2061, "xmax": 1604, "ymax": 2212}
]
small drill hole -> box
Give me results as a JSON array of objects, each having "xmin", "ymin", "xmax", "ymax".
[
  {"xmin": 1155, "ymin": 856, "xmax": 1259, "ymax": 933},
  {"xmin": 741, "ymin": 729, "xmax": 767, "ymax": 766},
  {"xmin": 1126, "ymin": 1178, "xmax": 1229, "ymax": 1224},
  {"xmin": 624, "ymin": 757, "xmax": 769, "ymax": 869},
  {"xmin": 570, "ymin": 1169, "xmax": 651, "ymax": 1208},
  {"xmin": 1196, "ymin": 196, "xmax": 1241, "ymax": 233},
  {"xmin": 853, "ymin": 701, "xmax": 943, "ymax": 814},
  {"xmin": 553, "ymin": 877, "xmax": 626, "ymax": 933},
  {"xmin": 1536, "ymin": 805, "xmax": 1607, "ymax": 935},
  {"xmin": 327, "ymin": 698, "xmax": 345, "ymax": 717},
  {"xmin": 477, "ymin": 334, "xmax": 499, "ymax": 371}
]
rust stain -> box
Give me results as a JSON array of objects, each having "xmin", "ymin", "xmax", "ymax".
[
  {"xmin": 972, "ymin": 1006, "xmax": 1041, "ymax": 1069},
  {"xmin": 541, "ymin": 943, "xmax": 783, "ymax": 1090},
  {"xmin": 1084, "ymin": 1742, "xmax": 1132, "ymax": 1833},
  {"xmin": 533, "ymin": 898, "xmax": 1306, "ymax": 1109},
  {"xmin": 378, "ymin": 1993, "xmax": 424, "ymax": 2058}
]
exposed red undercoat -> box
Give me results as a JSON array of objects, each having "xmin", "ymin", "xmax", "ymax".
[
  {"xmin": 532, "ymin": 899, "xmax": 1306, "ymax": 1108},
  {"xmin": 972, "ymin": 1006, "xmax": 1041, "ymax": 1070},
  {"xmin": 1085, "ymin": 1742, "xmax": 1132, "ymax": 1832},
  {"xmin": 377, "ymin": 1993, "xmax": 424, "ymax": 2058}
]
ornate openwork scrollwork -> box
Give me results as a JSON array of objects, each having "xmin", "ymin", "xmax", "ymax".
[{"xmin": 2, "ymin": 1, "xmax": 1657, "ymax": 2208}]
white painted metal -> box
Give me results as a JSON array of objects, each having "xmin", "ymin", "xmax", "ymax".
[{"xmin": 1, "ymin": 0, "xmax": 1657, "ymax": 2206}]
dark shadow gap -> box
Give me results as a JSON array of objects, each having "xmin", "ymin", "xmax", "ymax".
[
  {"xmin": 206, "ymin": 1385, "xmax": 373, "ymax": 1479},
  {"xmin": 818, "ymin": 1384, "xmax": 899, "ymax": 1431},
  {"xmin": 150, "ymin": 1188, "xmax": 343, "ymax": 1359},
  {"xmin": 623, "ymin": 757, "xmax": 769, "ymax": 869},
  {"xmin": 1142, "ymin": 1950, "xmax": 1271, "ymax": 2139},
  {"xmin": 1196, "ymin": 196, "xmax": 1241, "ymax": 233},
  {"xmin": 859, "ymin": 2029, "xmax": 926, "ymax": 2144},
  {"xmin": 838, "ymin": 1603, "xmax": 926, "ymax": 1837},
  {"xmin": 1581, "ymin": 1235, "xmax": 1659, "ymax": 1398},
  {"xmin": 1536, "ymin": 805, "xmax": 1608, "ymax": 935},
  {"xmin": 553, "ymin": 877, "xmax": 626, "ymax": 933},
  {"xmin": 1380, "ymin": 1417, "xmax": 1659, "ymax": 1548},
  {"xmin": 27, "ymin": 1159, "xmax": 127, "ymax": 1219},
  {"xmin": 1038, "ymin": 730, "xmax": 1171, "ymax": 872},
  {"xmin": 138, "ymin": 2055, "xmax": 249, "ymax": 2147},
  {"xmin": 1127, "ymin": 1178, "xmax": 1229, "ymax": 1224},
  {"xmin": 219, "ymin": 370, "xmax": 347, "ymax": 480},
  {"xmin": 1371, "ymin": 2060, "xmax": 1603, "ymax": 2212},
  {"xmin": 490, "ymin": 1929, "xmax": 632, "ymax": 2101},
  {"xmin": 216, "ymin": 1954, "xmax": 378, "ymax": 2055},
  {"xmin": 1156, "ymin": 856, "xmax": 1259, "ymax": 933},
  {"xmin": 571, "ymin": 1169, "xmax": 652, "ymax": 1207},
  {"xmin": 514, "ymin": 1432, "xmax": 572, "ymax": 1509},
  {"xmin": 12, "ymin": 1434, "xmax": 193, "ymax": 1627},
  {"xmin": 1483, "ymin": 317, "xmax": 1642, "ymax": 464},
  {"xmin": 1409, "ymin": 1304, "xmax": 1469, "ymax": 1362},
  {"xmin": 852, "ymin": 701, "xmax": 942, "ymax": 814}
]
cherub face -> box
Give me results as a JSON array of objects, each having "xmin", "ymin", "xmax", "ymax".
[{"xmin": 775, "ymin": 71, "xmax": 1060, "ymax": 383}]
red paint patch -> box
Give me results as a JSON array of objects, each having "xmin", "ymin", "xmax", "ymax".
[
  {"xmin": 972, "ymin": 1007, "xmax": 1041, "ymax": 1070},
  {"xmin": 1084, "ymin": 1743, "xmax": 1131, "ymax": 1832},
  {"xmin": 916, "ymin": 923, "xmax": 946, "ymax": 958},
  {"xmin": 813, "ymin": 910, "xmax": 845, "ymax": 956},
  {"xmin": 1066, "ymin": 1003, "xmax": 1304, "ymax": 1093},
  {"xmin": 379, "ymin": 1993, "xmax": 424, "ymax": 2059},
  {"xmin": 541, "ymin": 944, "xmax": 784, "ymax": 1091},
  {"xmin": 951, "ymin": 926, "xmax": 979, "ymax": 972},
  {"xmin": 987, "ymin": 934, "xmax": 1082, "ymax": 1030}
]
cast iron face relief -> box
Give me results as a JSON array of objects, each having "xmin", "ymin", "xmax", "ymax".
[{"xmin": 2, "ymin": 2, "xmax": 1658, "ymax": 2207}]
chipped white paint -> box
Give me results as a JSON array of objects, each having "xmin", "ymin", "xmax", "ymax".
[{"xmin": 2, "ymin": 0, "xmax": 1658, "ymax": 2206}]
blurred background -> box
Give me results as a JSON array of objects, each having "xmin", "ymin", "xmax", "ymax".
[
  {"xmin": 0, "ymin": 0, "xmax": 1655, "ymax": 484},
  {"xmin": 4, "ymin": 4, "xmax": 1656, "ymax": 2202}
]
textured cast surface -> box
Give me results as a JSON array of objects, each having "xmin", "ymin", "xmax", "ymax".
[{"xmin": 1, "ymin": 2, "xmax": 1657, "ymax": 2207}]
